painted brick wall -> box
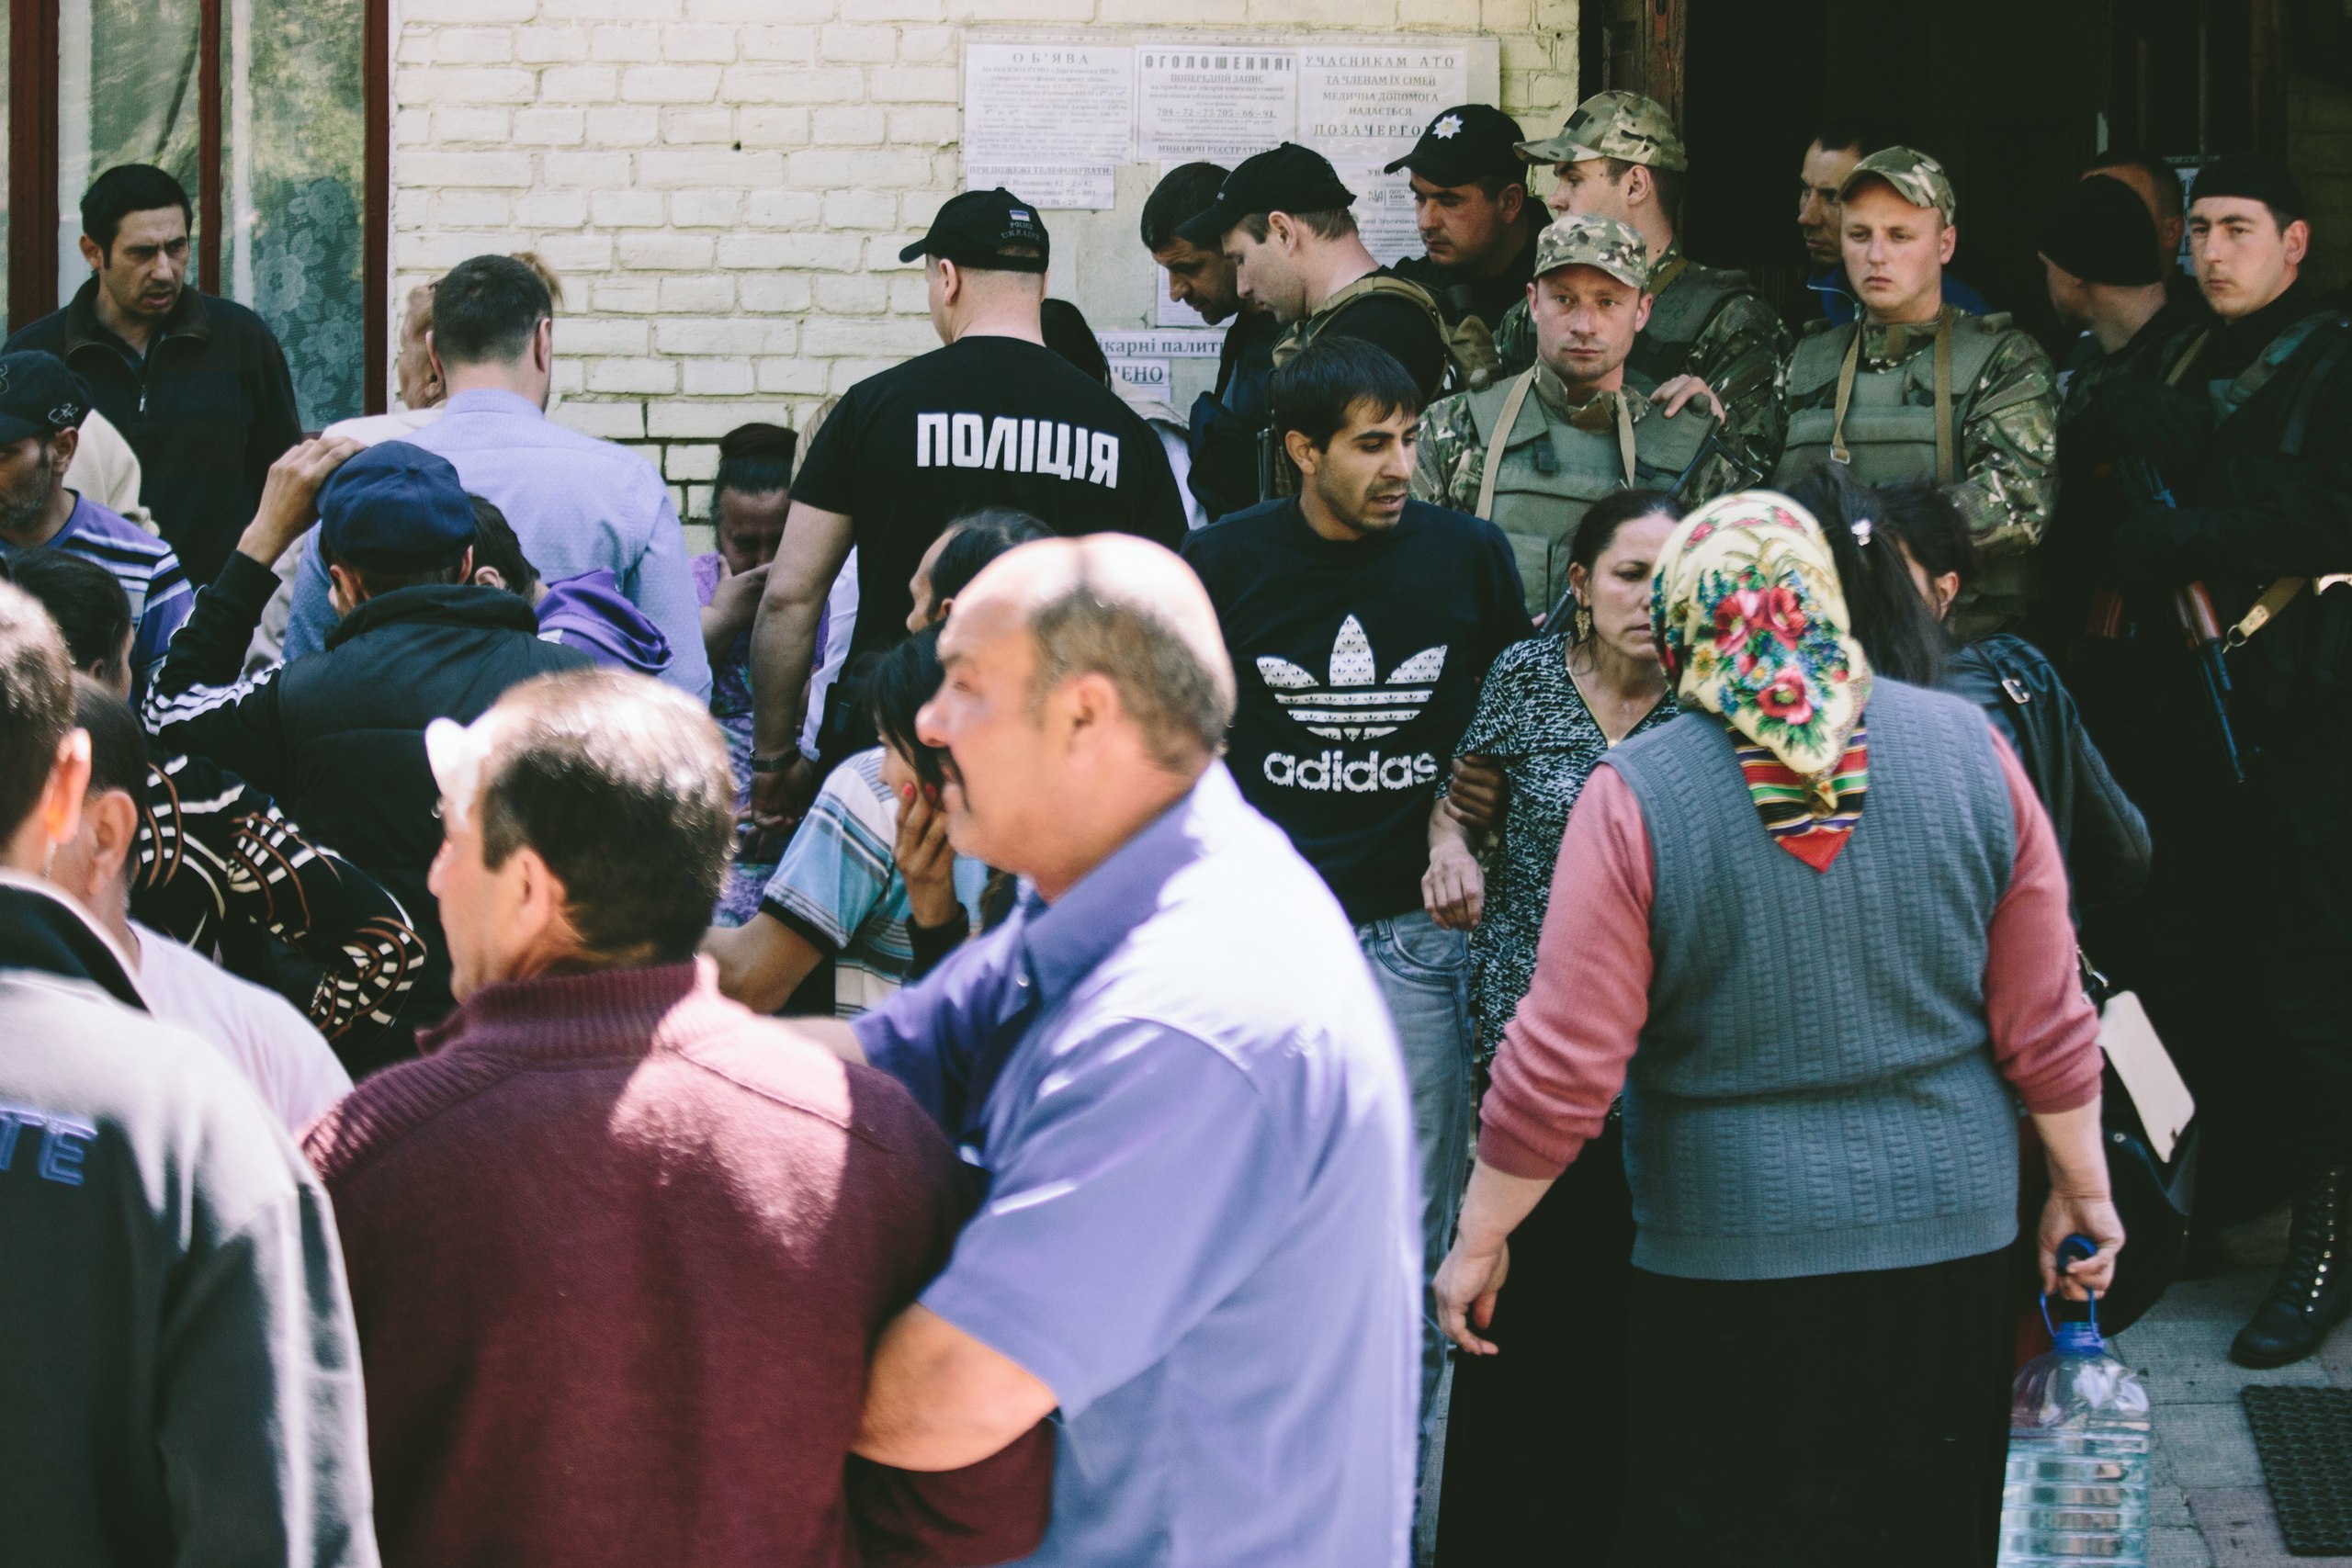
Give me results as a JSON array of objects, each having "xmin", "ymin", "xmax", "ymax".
[{"xmin": 390, "ymin": 0, "xmax": 1579, "ymax": 528}]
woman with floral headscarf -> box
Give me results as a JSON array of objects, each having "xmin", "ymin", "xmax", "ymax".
[{"xmin": 1430, "ymin": 492, "xmax": 2122, "ymax": 1568}]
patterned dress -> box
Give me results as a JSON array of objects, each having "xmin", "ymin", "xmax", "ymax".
[
  {"xmin": 695, "ymin": 551, "xmax": 772, "ymax": 926},
  {"xmin": 1453, "ymin": 628, "xmax": 1676, "ymax": 1056}
]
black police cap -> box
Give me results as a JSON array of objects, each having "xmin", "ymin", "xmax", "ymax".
[
  {"xmin": 1384, "ymin": 104, "xmax": 1527, "ymax": 187},
  {"xmin": 2189, "ymin": 153, "xmax": 2306, "ymax": 223},
  {"xmin": 899, "ymin": 187, "xmax": 1051, "ymax": 272},
  {"xmin": 2041, "ymin": 176, "xmax": 2163, "ymax": 288},
  {"xmin": 1173, "ymin": 143, "xmax": 1356, "ymax": 250},
  {"xmin": 0, "ymin": 352, "xmax": 92, "ymax": 446}
]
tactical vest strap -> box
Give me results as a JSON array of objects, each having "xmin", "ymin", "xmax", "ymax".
[
  {"xmin": 1275, "ymin": 273, "xmax": 1452, "ymax": 371},
  {"xmin": 1826, "ymin": 306, "xmax": 1962, "ymax": 484},
  {"xmin": 1475, "ymin": 367, "xmax": 1540, "ymax": 521}
]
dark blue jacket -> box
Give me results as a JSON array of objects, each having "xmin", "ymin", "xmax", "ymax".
[{"xmin": 8, "ymin": 279, "xmax": 302, "ymax": 585}]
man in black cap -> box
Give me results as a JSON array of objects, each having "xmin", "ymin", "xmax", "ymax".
[
  {"xmin": 2029, "ymin": 175, "xmax": 2209, "ymax": 643},
  {"xmin": 1388, "ymin": 105, "xmax": 1545, "ymax": 378},
  {"xmin": 2093, "ymin": 153, "xmax": 2352, "ymax": 1370},
  {"xmin": 1176, "ymin": 144, "xmax": 1453, "ymax": 499},
  {"xmin": 0, "ymin": 350, "xmax": 191, "ymax": 698},
  {"xmin": 746, "ymin": 187, "xmax": 1188, "ymax": 833},
  {"xmin": 144, "ymin": 436, "xmax": 591, "ymax": 1072},
  {"xmin": 1141, "ymin": 162, "xmax": 1282, "ymax": 523}
]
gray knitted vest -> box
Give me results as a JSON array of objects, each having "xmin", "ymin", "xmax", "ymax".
[{"xmin": 1604, "ymin": 680, "xmax": 2019, "ymax": 1280}]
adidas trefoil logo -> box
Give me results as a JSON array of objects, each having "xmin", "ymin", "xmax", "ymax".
[{"xmin": 1256, "ymin": 615, "xmax": 1447, "ymax": 740}]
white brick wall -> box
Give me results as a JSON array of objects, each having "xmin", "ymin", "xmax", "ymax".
[{"xmin": 391, "ymin": 0, "xmax": 1580, "ymax": 522}]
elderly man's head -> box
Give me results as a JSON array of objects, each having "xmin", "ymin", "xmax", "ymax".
[
  {"xmin": 0, "ymin": 581, "xmax": 88, "ymax": 874},
  {"xmin": 919, "ymin": 536, "xmax": 1234, "ymax": 898},
  {"xmin": 426, "ymin": 669, "xmax": 735, "ymax": 999}
]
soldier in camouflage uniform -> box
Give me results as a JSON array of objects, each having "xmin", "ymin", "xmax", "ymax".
[
  {"xmin": 1492, "ymin": 91, "xmax": 1791, "ymax": 457},
  {"xmin": 1415, "ymin": 214, "xmax": 1756, "ymax": 623},
  {"xmin": 1772, "ymin": 147, "xmax": 2059, "ymax": 638}
]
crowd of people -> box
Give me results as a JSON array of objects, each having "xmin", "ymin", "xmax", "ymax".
[{"xmin": 0, "ymin": 75, "xmax": 2347, "ymax": 1568}]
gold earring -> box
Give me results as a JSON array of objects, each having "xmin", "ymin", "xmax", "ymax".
[{"xmin": 1573, "ymin": 604, "xmax": 1593, "ymax": 642}]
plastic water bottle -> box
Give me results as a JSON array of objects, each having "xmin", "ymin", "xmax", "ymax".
[{"xmin": 1996, "ymin": 1235, "xmax": 2151, "ymax": 1566}]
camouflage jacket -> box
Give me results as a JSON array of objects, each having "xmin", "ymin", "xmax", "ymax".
[
  {"xmin": 1492, "ymin": 238, "xmax": 1791, "ymax": 454},
  {"xmin": 1782, "ymin": 315, "xmax": 2060, "ymax": 559},
  {"xmin": 1412, "ymin": 367, "xmax": 1757, "ymax": 515}
]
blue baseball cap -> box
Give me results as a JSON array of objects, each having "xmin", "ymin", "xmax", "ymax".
[{"xmin": 318, "ymin": 441, "xmax": 476, "ymax": 572}]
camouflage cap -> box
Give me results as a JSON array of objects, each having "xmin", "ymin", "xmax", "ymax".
[
  {"xmin": 1516, "ymin": 90, "xmax": 1688, "ymax": 172},
  {"xmin": 1532, "ymin": 214, "xmax": 1650, "ymax": 288},
  {"xmin": 1838, "ymin": 146, "xmax": 1957, "ymax": 224}
]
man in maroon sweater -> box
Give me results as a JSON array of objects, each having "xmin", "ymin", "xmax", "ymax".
[{"xmin": 301, "ymin": 668, "xmax": 1049, "ymax": 1568}]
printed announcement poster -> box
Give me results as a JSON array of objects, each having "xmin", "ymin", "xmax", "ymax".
[
  {"xmin": 1136, "ymin": 47, "xmax": 1298, "ymax": 164},
  {"xmin": 1300, "ymin": 45, "xmax": 1476, "ymax": 264},
  {"xmin": 964, "ymin": 43, "xmax": 1136, "ymax": 209}
]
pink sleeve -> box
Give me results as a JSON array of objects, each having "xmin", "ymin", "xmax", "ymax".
[
  {"xmin": 1477, "ymin": 763, "xmax": 1657, "ymax": 1179},
  {"xmin": 1983, "ymin": 731, "xmax": 2104, "ymax": 1114}
]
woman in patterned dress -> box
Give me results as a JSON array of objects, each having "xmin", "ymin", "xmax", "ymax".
[{"xmin": 1427, "ymin": 488, "xmax": 1681, "ymax": 1567}]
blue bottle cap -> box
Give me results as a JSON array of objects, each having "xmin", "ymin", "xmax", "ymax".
[{"xmin": 2054, "ymin": 1320, "xmax": 2107, "ymax": 1356}]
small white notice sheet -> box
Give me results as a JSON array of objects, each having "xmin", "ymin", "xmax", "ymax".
[
  {"xmin": 964, "ymin": 43, "xmax": 1136, "ymax": 209},
  {"xmin": 1136, "ymin": 46, "xmax": 1299, "ymax": 164}
]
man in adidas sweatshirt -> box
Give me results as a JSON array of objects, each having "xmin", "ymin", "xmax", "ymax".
[{"xmin": 1183, "ymin": 334, "xmax": 1528, "ymax": 1444}]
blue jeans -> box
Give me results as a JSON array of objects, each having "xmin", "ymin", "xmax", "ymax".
[{"xmin": 1358, "ymin": 908, "xmax": 1473, "ymax": 1432}]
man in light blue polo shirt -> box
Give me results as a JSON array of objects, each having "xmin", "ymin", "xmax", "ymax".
[
  {"xmin": 278, "ymin": 255, "xmax": 710, "ymax": 700},
  {"xmin": 815, "ymin": 534, "xmax": 1417, "ymax": 1567}
]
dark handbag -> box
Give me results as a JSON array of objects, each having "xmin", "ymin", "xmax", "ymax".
[{"xmin": 2017, "ymin": 958, "xmax": 2198, "ymax": 1336}]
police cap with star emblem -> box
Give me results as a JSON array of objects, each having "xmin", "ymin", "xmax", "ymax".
[
  {"xmin": 1532, "ymin": 214, "xmax": 1650, "ymax": 289},
  {"xmin": 0, "ymin": 352, "xmax": 93, "ymax": 445},
  {"xmin": 1383, "ymin": 104, "xmax": 1528, "ymax": 187},
  {"xmin": 1838, "ymin": 146, "xmax": 1958, "ymax": 225},
  {"xmin": 1518, "ymin": 89, "xmax": 1688, "ymax": 172}
]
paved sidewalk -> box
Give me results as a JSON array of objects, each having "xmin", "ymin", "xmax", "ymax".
[{"xmin": 2116, "ymin": 1264, "xmax": 2352, "ymax": 1566}]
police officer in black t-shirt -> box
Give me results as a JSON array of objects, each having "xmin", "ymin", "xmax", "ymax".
[
  {"xmin": 1176, "ymin": 144, "xmax": 1455, "ymax": 500},
  {"xmin": 747, "ymin": 187, "xmax": 1188, "ymax": 829}
]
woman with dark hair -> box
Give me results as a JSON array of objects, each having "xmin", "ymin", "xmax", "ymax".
[
  {"xmin": 695, "ymin": 421, "xmax": 799, "ymax": 924},
  {"xmin": 1423, "ymin": 488, "xmax": 1680, "ymax": 1567},
  {"xmin": 702, "ymin": 626, "xmax": 989, "ymax": 1017},
  {"xmin": 1800, "ymin": 471, "xmax": 2151, "ymax": 910},
  {"xmin": 904, "ymin": 506, "xmax": 1051, "ymax": 633}
]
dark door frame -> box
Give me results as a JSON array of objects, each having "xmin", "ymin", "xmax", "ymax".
[{"xmin": 5, "ymin": 0, "xmax": 389, "ymax": 413}]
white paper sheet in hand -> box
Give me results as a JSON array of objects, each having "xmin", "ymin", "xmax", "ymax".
[{"xmin": 2098, "ymin": 990, "xmax": 2196, "ymax": 1164}]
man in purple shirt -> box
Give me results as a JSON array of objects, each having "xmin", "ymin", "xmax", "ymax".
[
  {"xmin": 279, "ymin": 255, "xmax": 709, "ymax": 699},
  {"xmin": 0, "ymin": 352, "xmax": 190, "ymax": 695},
  {"xmin": 804, "ymin": 534, "xmax": 1419, "ymax": 1568}
]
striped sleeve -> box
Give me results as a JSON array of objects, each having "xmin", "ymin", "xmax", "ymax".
[{"xmin": 758, "ymin": 750, "xmax": 898, "ymax": 952}]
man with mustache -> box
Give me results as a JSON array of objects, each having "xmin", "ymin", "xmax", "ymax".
[
  {"xmin": 1771, "ymin": 146, "xmax": 2058, "ymax": 639},
  {"xmin": 1415, "ymin": 214, "xmax": 1753, "ymax": 624},
  {"xmin": 1183, "ymin": 334, "xmax": 1530, "ymax": 1470},
  {"xmin": 6, "ymin": 164, "xmax": 300, "ymax": 589}
]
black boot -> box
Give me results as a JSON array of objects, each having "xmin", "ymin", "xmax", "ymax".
[{"xmin": 2232, "ymin": 1167, "xmax": 2352, "ymax": 1368}]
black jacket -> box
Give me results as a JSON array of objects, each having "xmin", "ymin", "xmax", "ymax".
[
  {"xmin": 1944, "ymin": 633, "xmax": 2152, "ymax": 912},
  {"xmin": 144, "ymin": 551, "xmax": 592, "ymax": 1074},
  {"xmin": 7, "ymin": 279, "xmax": 302, "ymax": 585}
]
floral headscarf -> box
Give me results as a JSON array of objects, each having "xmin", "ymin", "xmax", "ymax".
[{"xmin": 1650, "ymin": 491, "xmax": 1874, "ymax": 871}]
